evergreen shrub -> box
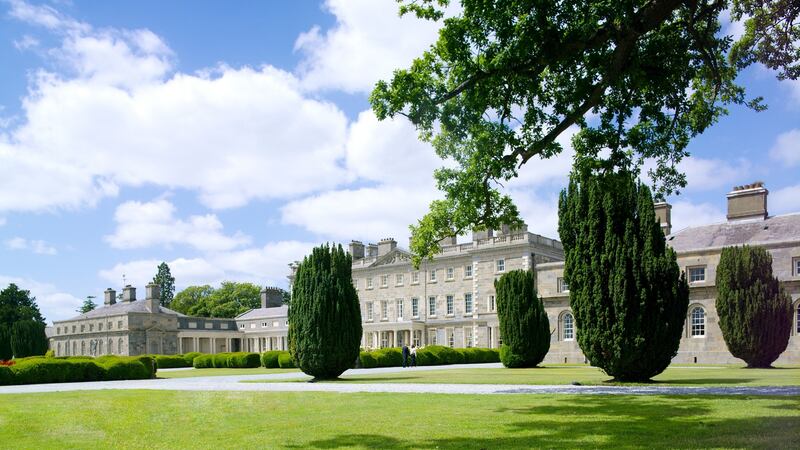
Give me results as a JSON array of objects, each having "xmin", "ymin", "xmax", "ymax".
[
  {"xmin": 261, "ymin": 351, "xmax": 282, "ymax": 368},
  {"xmin": 182, "ymin": 352, "xmax": 202, "ymax": 366},
  {"xmin": 277, "ymin": 352, "xmax": 295, "ymax": 368},
  {"xmin": 495, "ymin": 270, "xmax": 550, "ymax": 368}
]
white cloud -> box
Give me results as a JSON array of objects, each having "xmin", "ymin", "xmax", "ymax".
[
  {"xmin": 509, "ymin": 190, "xmax": 561, "ymax": 239},
  {"xmin": 771, "ymin": 184, "xmax": 800, "ymax": 215},
  {"xmin": 679, "ymin": 156, "xmax": 750, "ymax": 192},
  {"xmin": 105, "ymin": 199, "xmax": 250, "ymax": 252},
  {"xmin": 670, "ymin": 200, "xmax": 726, "ymax": 232},
  {"xmin": 769, "ymin": 129, "xmax": 800, "ymax": 167},
  {"xmin": 0, "ymin": 275, "xmax": 82, "ymax": 323},
  {"xmin": 295, "ymin": 0, "xmax": 452, "ymax": 93},
  {"xmin": 4, "ymin": 237, "xmax": 57, "ymax": 255}
]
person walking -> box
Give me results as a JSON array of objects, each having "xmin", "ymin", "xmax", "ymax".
[
  {"xmin": 402, "ymin": 343, "xmax": 410, "ymax": 368},
  {"xmin": 410, "ymin": 344, "xmax": 417, "ymax": 367}
]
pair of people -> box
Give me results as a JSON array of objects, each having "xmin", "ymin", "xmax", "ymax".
[{"xmin": 401, "ymin": 343, "xmax": 417, "ymax": 368}]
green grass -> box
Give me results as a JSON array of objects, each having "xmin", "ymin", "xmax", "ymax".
[
  {"xmin": 0, "ymin": 390, "xmax": 796, "ymax": 448},
  {"xmin": 157, "ymin": 367, "xmax": 299, "ymax": 378},
  {"xmin": 245, "ymin": 365, "xmax": 800, "ymax": 386}
]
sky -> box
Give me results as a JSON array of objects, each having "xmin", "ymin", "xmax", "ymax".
[{"xmin": 0, "ymin": 0, "xmax": 798, "ymax": 324}]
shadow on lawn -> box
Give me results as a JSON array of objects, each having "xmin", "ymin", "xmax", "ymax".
[
  {"xmin": 650, "ymin": 378, "xmax": 757, "ymax": 385},
  {"xmin": 297, "ymin": 396, "xmax": 800, "ymax": 449}
]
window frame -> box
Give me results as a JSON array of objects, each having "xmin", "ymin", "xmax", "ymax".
[
  {"xmin": 411, "ymin": 298, "xmax": 419, "ymax": 319},
  {"xmin": 395, "ymin": 274, "xmax": 404, "ymax": 286},
  {"xmin": 381, "ymin": 301, "xmax": 388, "ymax": 320},
  {"xmin": 464, "ymin": 293, "xmax": 473, "ymax": 315},
  {"xmin": 688, "ymin": 266, "xmax": 706, "ymax": 283},
  {"xmin": 488, "ymin": 295, "xmax": 496, "ymax": 312},
  {"xmin": 446, "ymin": 267, "xmax": 455, "ymax": 280},
  {"xmin": 794, "ymin": 257, "xmax": 800, "ymax": 277},
  {"xmin": 380, "ymin": 275, "xmax": 389, "ymax": 288},
  {"xmin": 412, "ymin": 272, "xmax": 420, "ymax": 284},
  {"xmin": 446, "ymin": 295, "xmax": 454, "ymax": 316},
  {"xmin": 562, "ymin": 312, "xmax": 575, "ymax": 341},
  {"xmin": 428, "ymin": 296, "xmax": 437, "ymax": 317},
  {"xmin": 557, "ymin": 277, "xmax": 569, "ymax": 293},
  {"xmin": 496, "ymin": 259, "xmax": 505, "ymax": 273},
  {"xmin": 366, "ymin": 302, "xmax": 373, "ymax": 321},
  {"xmin": 691, "ymin": 306, "xmax": 706, "ymax": 337},
  {"xmin": 396, "ymin": 299, "xmax": 404, "ymax": 320},
  {"xmin": 366, "ymin": 278, "xmax": 373, "ymax": 289},
  {"xmin": 429, "ymin": 269, "xmax": 437, "ymax": 282},
  {"xmin": 464, "ymin": 264, "xmax": 473, "ymax": 278}
]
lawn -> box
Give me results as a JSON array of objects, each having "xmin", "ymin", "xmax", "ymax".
[
  {"xmin": 0, "ymin": 390, "xmax": 796, "ymax": 448},
  {"xmin": 244, "ymin": 365, "xmax": 800, "ymax": 386},
  {"xmin": 157, "ymin": 367, "xmax": 299, "ymax": 379}
]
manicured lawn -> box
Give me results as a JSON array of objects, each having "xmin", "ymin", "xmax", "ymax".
[
  {"xmin": 157, "ymin": 367, "xmax": 299, "ymax": 378},
  {"xmin": 0, "ymin": 390, "xmax": 796, "ymax": 448},
  {"xmin": 246, "ymin": 365, "xmax": 800, "ymax": 386}
]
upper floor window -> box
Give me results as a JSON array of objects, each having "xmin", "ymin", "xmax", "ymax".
[
  {"xmin": 381, "ymin": 275, "xmax": 389, "ymax": 287},
  {"xmin": 381, "ymin": 301, "xmax": 388, "ymax": 320},
  {"xmin": 430, "ymin": 269, "xmax": 437, "ymax": 282},
  {"xmin": 397, "ymin": 299, "xmax": 404, "ymax": 320},
  {"xmin": 691, "ymin": 307, "xmax": 706, "ymax": 337},
  {"xmin": 446, "ymin": 267, "xmax": 455, "ymax": 280},
  {"xmin": 239, "ymin": 323, "xmax": 245, "ymax": 329},
  {"xmin": 688, "ymin": 266, "xmax": 706, "ymax": 283},
  {"xmin": 262, "ymin": 322, "xmax": 268, "ymax": 327},
  {"xmin": 72, "ymin": 325, "xmax": 76, "ymax": 333},
  {"xmin": 80, "ymin": 324, "xmax": 85, "ymax": 332},
  {"xmin": 411, "ymin": 298, "xmax": 419, "ymax": 318},
  {"xmin": 412, "ymin": 272, "xmax": 420, "ymax": 284},
  {"xmin": 428, "ymin": 296, "xmax": 437, "ymax": 316},
  {"xmin": 396, "ymin": 274, "xmax": 404, "ymax": 286},
  {"xmin": 464, "ymin": 264, "xmax": 473, "ymax": 278},
  {"xmin": 489, "ymin": 295, "xmax": 496, "ymax": 312},
  {"xmin": 366, "ymin": 303, "xmax": 373, "ymax": 321},
  {"xmin": 794, "ymin": 257, "xmax": 800, "ymax": 276},
  {"xmin": 464, "ymin": 293, "xmax": 473, "ymax": 314},
  {"xmin": 366, "ymin": 278, "xmax": 373, "ymax": 289},
  {"xmin": 56, "ymin": 327, "xmax": 61, "ymax": 335},
  {"xmin": 558, "ymin": 277, "xmax": 569, "ymax": 293},
  {"xmin": 98, "ymin": 323, "xmax": 103, "ymax": 331},
  {"xmin": 562, "ymin": 313, "xmax": 575, "ymax": 341},
  {"xmin": 496, "ymin": 259, "xmax": 505, "ymax": 272},
  {"xmin": 446, "ymin": 295, "xmax": 454, "ymax": 315}
]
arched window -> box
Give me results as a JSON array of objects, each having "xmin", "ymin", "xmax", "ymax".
[
  {"xmin": 57, "ymin": 342, "xmax": 61, "ymax": 356},
  {"xmin": 108, "ymin": 339, "xmax": 114, "ymax": 354},
  {"xmin": 562, "ymin": 313, "xmax": 574, "ymax": 341},
  {"xmin": 691, "ymin": 307, "xmax": 705, "ymax": 337}
]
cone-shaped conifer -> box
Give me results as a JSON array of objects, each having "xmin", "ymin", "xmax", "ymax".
[{"xmin": 495, "ymin": 270, "xmax": 550, "ymax": 367}]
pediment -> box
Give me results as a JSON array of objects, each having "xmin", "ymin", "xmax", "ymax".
[{"xmin": 371, "ymin": 248, "xmax": 413, "ymax": 267}]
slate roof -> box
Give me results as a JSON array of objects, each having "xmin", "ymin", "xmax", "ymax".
[
  {"xmin": 667, "ymin": 213, "xmax": 800, "ymax": 253},
  {"xmin": 235, "ymin": 305, "xmax": 289, "ymax": 320},
  {"xmin": 59, "ymin": 300, "xmax": 186, "ymax": 322}
]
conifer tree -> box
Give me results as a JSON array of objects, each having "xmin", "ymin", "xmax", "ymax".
[
  {"xmin": 0, "ymin": 324, "xmax": 11, "ymax": 361},
  {"xmin": 716, "ymin": 245, "xmax": 792, "ymax": 368},
  {"xmin": 153, "ymin": 262, "xmax": 176, "ymax": 308},
  {"xmin": 495, "ymin": 270, "xmax": 550, "ymax": 368},
  {"xmin": 11, "ymin": 320, "xmax": 48, "ymax": 358},
  {"xmin": 558, "ymin": 166, "xmax": 689, "ymax": 381},
  {"xmin": 288, "ymin": 244, "xmax": 362, "ymax": 379}
]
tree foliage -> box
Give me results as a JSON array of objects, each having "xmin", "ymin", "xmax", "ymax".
[
  {"xmin": 77, "ymin": 297, "xmax": 97, "ymax": 314},
  {"xmin": 371, "ymin": 0, "xmax": 800, "ymax": 263},
  {"xmin": 11, "ymin": 320, "xmax": 48, "ymax": 358},
  {"xmin": 0, "ymin": 284, "xmax": 45, "ymax": 326},
  {"xmin": 0, "ymin": 325, "xmax": 11, "ymax": 361},
  {"xmin": 495, "ymin": 270, "xmax": 550, "ymax": 367},
  {"xmin": 715, "ymin": 245, "xmax": 792, "ymax": 368},
  {"xmin": 288, "ymin": 244, "xmax": 362, "ymax": 380},
  {"xmin": 558, "ymin": 166, "xmax": 689, "ymax": 381},
  {"xmin": 170, "ymin": 283, "xmax": 266, "ymax": 318},
  {"xmin": 153, "ymin": 262, "xmax": 176, "ymax": 308}
]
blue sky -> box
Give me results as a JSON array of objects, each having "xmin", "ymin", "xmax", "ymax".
[{"xmin": 0, "ymin": 0, "xmax": 798, "ymax": 323}]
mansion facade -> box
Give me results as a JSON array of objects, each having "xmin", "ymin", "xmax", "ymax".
[{"xmin": 49, "ymin": 182, "xmax": 800, "ymax": 365}]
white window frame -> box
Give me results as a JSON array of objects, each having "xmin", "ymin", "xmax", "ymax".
[
  {"xmin": 691, "ymin": 306, "xmax": 706, "ymax": 337},
  {"xmin": 558, "ymin": 277, "xmax": 569, "ymax": 293},
  {"xmin": 429, "ymin": 269, "xmax": 437, "ymax": 282},
  {"xmin": 794, "ymin": 257, "xmax": 800, "ymax": 277},
  {"xmin": 381, "ymin": 301, "xmax": 388, "ymax": 320},
  {"xmin": 562, "ymin": 313, "xmax": 574, "ymax": 341},
  {"xmin": 412, "ymin": 272, "xmax": 420, "ymax": 284},
  {"xmin": 464, "ymin": 293, "xmax": 473, "ymax": 314},
  {"xmin": 688, "ymin": 266, "xmax": 706, "ymax": 283},
  {"xmin": 447, "ymin": 329, "xmax": 455, "ymax": 348},
  {"xmin": 489, "ymin": 295, "xmax": 496, "ymax": 312},
  {"xmin": 446, "ymin": 295, "xmax": 454, "ymax": 316},
  {"xmin": 366, "ymin": 278, "xmax": 373, "ymax": 289},
  {"xmin": 428, "ymin": 296, "xmax": 437, "ymax": 317},
  {"xmin": 411, "ymin": 298, "xmax": 419, "ymax": 318},
  {"xmin": 496, "ymin": 259, "xmax": 505, "ymax": 272},
  {"xmin": 429, "ymin": 329, "xmax": 438, "ymax": 345},
  {"xmin": 397, "ymin": 299, "xmax": 404, "ymax": 320},
  {"xmin": 366, "ymin": 303, "xmax": 373, "ymax": 321},
  {"xmin": 446, "ymin": 267, "xmax": 454, "ymax": 280},
  {"xmin": 464, "ymin": 327, "xmax": 473, "ymax": 348},
  {"xmin": 396, "ymin": 274, "xmax": 404, "ymax": 286},
  {"xmin": 464, "ymin": 264, "xmax": 473, "ymax": 278},
  {"xmin": 381, "ymin": 275, "xmax": 389, "ymax": 287}
]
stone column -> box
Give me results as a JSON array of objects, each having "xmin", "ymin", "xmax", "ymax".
[{"xmin": 193, "ymin": 337, "xmax": 199, "ymax": 353}]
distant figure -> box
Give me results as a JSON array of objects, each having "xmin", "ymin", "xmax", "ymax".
[
  {"xmin": 410, "ymin": 344, "xmax": 417, "ymax": 367},
  {"xmin": 402, "ymin": 343, "xmax": 410, "ymax": 368}
]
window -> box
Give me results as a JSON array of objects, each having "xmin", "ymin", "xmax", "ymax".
[
  {"xmin": 691, "ymin": 307, "xmax": 706, "ymax": 337},
  {"xmin": 366, "ymin": 278, "xmax": 373, "ymax": 289},
  {"xmin": 563, "ymin": 313, "xmax": 574, "ymax": 341},
  {"xmin": 794, "ymin": 257, "xmax": 800, "ymax": 276},
  {"xmin": 446, "ymin": 267, "xmax": 454, "ymax": 280},
  {"xmin": 688, "ymin": 266, "xmax": 706, "ymax": 283},
  {"xmin": 205, "ymin": 323, "xmax": 213, "ymax": 329},
  {"xmin": 262, "ymin": 322, "xmax": 268, "ymax": 327},
  {"xmin": 796, "ymin": 303, "xmax": 800, "ymax": 334},
  {"xmin": 250, "ymin": 323, "xmax": 256, "ymax": 329},
  {"xmin": 430, "ymin": 269, "xmax": 437, "ymax": 282},
  {"xmin": 464, "ymin": 293, "xmax": 473, "ymax": 314},
  {"xmin": 108, "ymin": 321, "xmax": 112, "ymax": 330},
  {"xmin": 117, "ymin": 339, "xmax": 123, "ymax": 354},
  {"xmin": 446, "ymin": 295, "xmax": 454, "ymax": 315},
  {"xmin": 558, "ymin": 277, "xmax": 569, "ymax": 293},
  {"xmin": 89, "ymin": 324, "xmax": 93, "ymax": 332},
  {"xmin": 366, "ymin": 303, "xmax": 373, "ymax": 321},
  {"xmin": 117, "ymin": 320, "xmax": 123, "ymax": 329},
  {"xmin": 412, "ymin": 298, "xmax": 419, "ymax": 318},
  {"xmin": 397, "ymin": 299, "xmax": 404, "ymax": 320},
  {"xmin": 496, "ymin": 259, "xmax": 505, "ymax": 272},
  {"xmin": 464, "ymin": 327, "xmax": 473, "ymax": 348},
  {"xmin": 56, "ymin": 327, "xmax": 60, "ymax": 335},
  {"xmin": 81, "ymin": 324, "xmax": 85, "ymax": 332},
  {"xmin": 380, "ymin": 331, "xmax": 389, "ymax": 348},
  {"xmin": 381, "ymin": 275, "xmax": 389, "ymax": 287},
  {"xmin": 429, "ymin": 329, "xmax": 438, "ymax": 345},
  {"xmin": 381, "ymin": 301, "xmax": 388, "ymax": 320},
  {"xmin": 239, "ymin": 323, "xmax": 245, "ymax": 329},
  {"xmin": 366, "ymin": 333, "xmax": 374, "ymax": 349},
  {"xmin": 489, "ymin": 295, "xmax": 496, "ymax": 312},
  {"xmin": 98, "ymin": 323, "xmax": 103, "ymax": 331},
  {"xmin": 447, "ymin": 329, "xmax": 455, "ymax": 348},
  {"xmin": 396, "ymin": 274, "xmax": 404, "ymax": 286},
  {"xmin": 412, "ymin": 272, "xmax": 419, "ymax": 284},
  {"xmin": 464, "ymin": 264, "xmax": 473, "ymax": 278},
  {"xmin": 188, "ymin": 322, "xmax": 198, "ymax": 329},
  {"xmin": 428, "ymin": 296, "xmax": 437, "ymax": 316},
  {"xmin": 72, "ymin": 325, "xmax": 76, "ymax": 333}
]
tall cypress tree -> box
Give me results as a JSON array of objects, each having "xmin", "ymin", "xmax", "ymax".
[
  {"xmin": 0, "ymin": 324, "xmax": 12, "ymax": 361},
  {"xmin": 153, "ymin": 262, "xmax": 176, "ymax": 308},
  {"xmin": 495, "ymin": 270, "xmax": 550, "ymax": 368},
  {"xmin": 288, "ymin": 244, "xmax": 362, "ymax": 380},
  {"xmin": 11, "ymin": 320, "xmax": 48, "ymax": 358},
  {"xmin": 558, "ymin": 166, "xmax": 689, "ymax": 381},
  {"xmin": 716, "ymin": 245, "xmax": 792, "ymax": 368}
]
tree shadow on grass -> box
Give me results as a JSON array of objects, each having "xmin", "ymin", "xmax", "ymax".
[
  {"xmin": 648, "ymin": 378, "xmax": 757, "ymax": 386},
  {"xmin": 327, "ymin": 376, "xmax": 420, "ymax": 383}
]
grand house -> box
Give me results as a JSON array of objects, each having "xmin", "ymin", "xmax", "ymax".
[{"xmin": 49, "ymin": 183, "xmax": 800, "ymax": 365}]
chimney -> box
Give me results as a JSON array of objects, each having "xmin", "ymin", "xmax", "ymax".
[
  {"xmin": 145, "ymin": 283, "xmax": 160, "ymax": 312},
  {"xmin": 261, "ymin": 287, "xmax": 283, "ymax": 308},
  {"xmin": 348, "ymin": 241, "xmax": 365, "ymax": 260},
  {"xmin": 366, "ymin": 243, "xmax": 378, "ymax": 258},
  {"xmin": 121, "ymin": 285, "xmax": 136, "ymax": 303},
  {"xmin": 438, "ymin": 235, "xmax": 457, "ymax": 246},
  {"xmin": 377, "ymin": 238, "xmax": 397, "ymax": 256},
  {"xmin": 104, "ymin": 288, "xmax": 116, "ymax": 306},
  {"xmin": 727, "ymin": 182, "xmax": 768, "ymax": 221},
  {"xmin": 654, "ymin": 202, "xmax": 672, "ymax": 235},
  {"xmin": 472, "ymin": 228, "xmax": 494, "ymax": 241}
]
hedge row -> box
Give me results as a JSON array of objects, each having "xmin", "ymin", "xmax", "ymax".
[
  {"xmin": 0, "ymin": 355, "xmax": 156, "ymax": 385},
  {"xmin": 143, "ymin": 352, "xmax": 203, "ymax": 369},
  {"xmin": 358, "ymin": 346, "xmax": 500, "ymax": 368},
  {"xmin": 260, "ymin": 351, "xmax": 296, "ymax": 368},
  {"xmin": 192, "ymin": 352, "xmax": 261, "ymax": 369}
]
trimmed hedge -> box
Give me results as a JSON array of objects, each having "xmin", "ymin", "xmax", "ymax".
[
  {"xmin": 358, "ymin": 346, "xmax": 499, "ymax": 368},
  {"xmin": 182, "ymin": 352, "xmax": 202, "ymax": 366},
  {"xmin": 278, "ymin": 352, "xmax": 296, "ymax": 368},
  {"xmin": 0, "ymin": 355, "xmax": 156, "ymax": 385},
  {"xmin": 152, "ymin": 355, "xmax": 189, "ymax": 369},
  {"xmin": 261, "ymin": 351, "xmax": 282, "ymax": 369},
  {"xmin": 192, "ymin": 352, "xmax": 261, "ymax": 369}
]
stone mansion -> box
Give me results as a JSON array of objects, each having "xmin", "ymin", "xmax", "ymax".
[{"xmin": 49, "ymin": 183, "xmax": 800, "ymax": 365}]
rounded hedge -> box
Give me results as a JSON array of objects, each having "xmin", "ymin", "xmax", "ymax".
[
  {"xmin": 357, "ymin": 346, "xmax": 499, "ymax": 368},
  {"xmin": 278, "ymin": 352, "xmax": 296, "ymax": 368},
  {"xmin": 261, "ymin": 351, "xmax": 282, "ymax": 369},
  {"xmin": 0, "ymin": 355, "xmax": 155, "ymax": 385},
  {"xmin": 182, "ymin": 352, "xmax": 202, "ymax": 366}
]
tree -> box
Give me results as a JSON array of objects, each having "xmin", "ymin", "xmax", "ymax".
[
  {"xmin": 11, "ymin": 320, "xmax": 48, "ymax": 358},
  {"xmin": 371, "ymin": 0, "xmax": 800, "ymax": 264},
  {"xmin": 171, "ymin": 285, "xmax": 215, "ymax": 316},
  {"xmin": 288, "ymin": 244, "xmax": 362, "ymax": 380},
  {"xmin": 0, "ymin": 283, "xmax": 45, "ymax": 326},
  {"xmin": 153, "ymin": 262, "xmax": 176, "ymax": 308},
  {"xmin": 77, "ymin": 296, "xmax": 97, "ymax": 314},
  {"xmin": 170, "ymin": 282, "xmax": 261, "ymax": 318},
  {"xmin": 0, "ymin": 324, "xmax": 11, "ymax": 361},
  {"xmin": 495, "ymin": 270, "xmax": 550, "ymax": 368},
  {"xmin": 558, "ymin": 166, "xmax": 689, "ymax": 381},
  {"xmin": 715, "ymin": 245, "xmax": 792, "ymax": 368}
]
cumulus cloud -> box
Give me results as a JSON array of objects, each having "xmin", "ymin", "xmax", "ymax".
[
  {"xmin": 0, "ymin": 274, "xmax": 82, "ymax": 323},
  {"xmin": 769, "ymin": 129, "xmax": 800, "ymax": 167},
  {"xmin": 771, "ymin": 184, "xmax": 800, "ymax": 215},
  {"xmin": 4, "ymin": 237, "xmax": 58, "ymax": 255},
  {"xmin": 670, "ymin": 200, "xmax": 726, "ymax": 232},
  {"xmin": 678, "ymin": 156, "xmax": 750, "ymax": 191},
  {"xmin": 105, "ymin": 199, "xmax": 251, "ymax": 252}
]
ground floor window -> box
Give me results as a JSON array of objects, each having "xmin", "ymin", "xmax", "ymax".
[
  {"xmin": 429, "ymin": 329, "xmax": 437, "ymax": 345},
  {"xmin": 447, "ymin": 329, "xmax": 455, "ymax": 348},
  {"xmin": 464, "ymin": 327, "xmax": 473, "ymax": 348},
  {"xmin": 562, "ymin": 313, "xmax": 574, "ymax": 341},
  {"xmin": 413, "ymin": 330, "xmax": 421, "ymax": 347},
  {"xmin": 691, "ymin": 307, "xmax": 706, "ymax": 337},
  {"xmin": 487, "ymin": 327, "xmax": 493, "ymax": 348},
  {"xmin": 380, "ymin": 331, "xmax": 390, "ymax": 348}
]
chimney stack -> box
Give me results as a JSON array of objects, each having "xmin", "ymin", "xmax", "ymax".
[
  {"xmin": 377, "ymin": 238, "xmax": 397, "ymax": 256},
  {"xmin": 145, "ymin": 283, "xmax": 160, "ymax": 312},
  {"xmin": 654, "ymin": 202, "xmax": 672, "ymax": 235},
  {"xmin": 727, "ymin": 182, "xmax": 768, "ymax": 221},
  {"xmin": 438, "ymin": 235, "xmax": 457, "ymax": 246},
  {"xmin": 472, "ymin": 228, "xmax": 494, "ymax": 241},
  {"xmin": 366, "ymin": 243, "xmax": 378, "ymax": 258},
  {"xmin": 348, "ymin": 241, "xmax": 365, "ymax": 260},
  {"xmin": 104, "ymin": 288, "xmax": 116, "ymax": 306},
  {"xmin": 261, "ymin": 287, "xmax": 283, "ymax": 308},
  {"xmin": 121, "ymin": 285, "xmax": 136, "ymax": 303}
]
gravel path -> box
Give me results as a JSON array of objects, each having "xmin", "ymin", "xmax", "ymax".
[{"xmin": 1, "ymin": 363, "xmax": 797, "ymax": 396}]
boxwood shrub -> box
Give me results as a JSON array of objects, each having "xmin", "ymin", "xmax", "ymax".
[
  {"xmin": 152, "ymin": 355, "xmax": 189, "ymax": 369},
  {"xmin": 192, "ymin": 352, "xmax": 261, "ymax": 369},
  {"xmin": 192, "ymin": 354, "xmax": 214, "ymax": 368},
  {"xmin": 358, "ymin": 351, "xmax": 377, "ymax": 369},
  {"xmin": 0, "ymin": 355, "xmax": 156, "ymax": 385},
  {"xmin": 358, "ymin": 346, "xmax": 500, "ymax": 368},
  {"xmin": 277, "ymin": 351, "xmax": 295, "ymax": 368},
  {"xmin": 261, "ymin": 351, "xmax": 282, "ymax": 368},
  {"xmin": 182, "ymin": 352, "xmax": 202, "ymax": 366}
]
